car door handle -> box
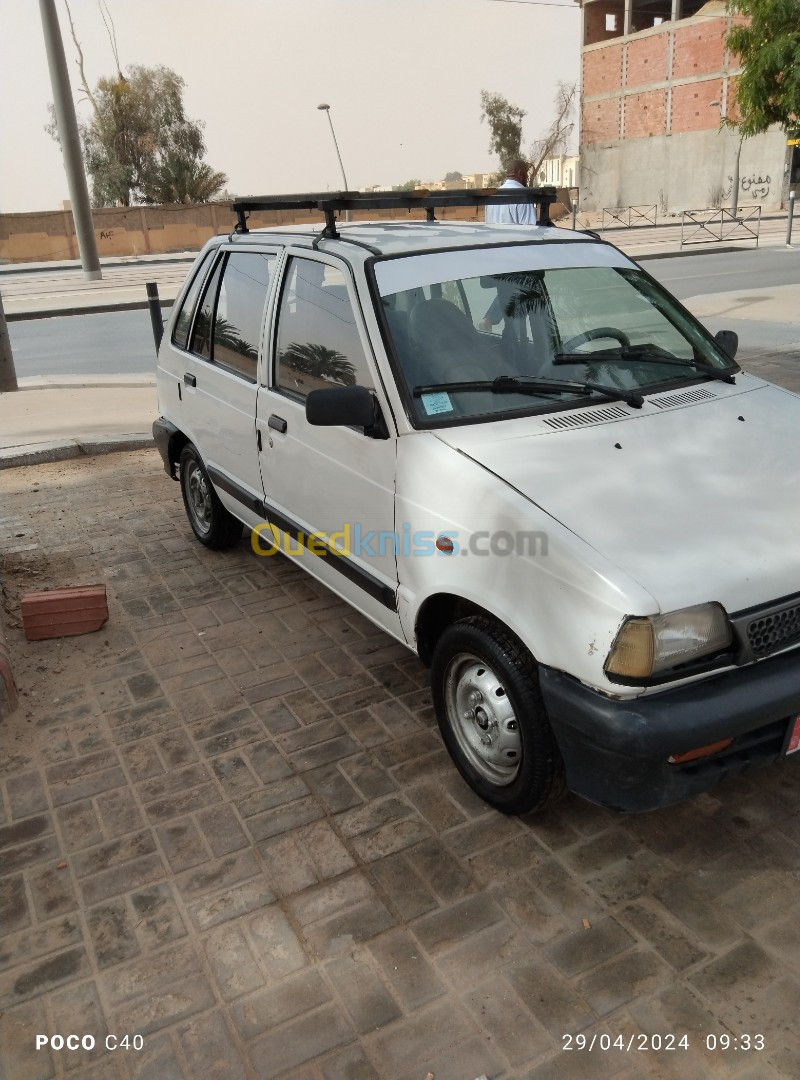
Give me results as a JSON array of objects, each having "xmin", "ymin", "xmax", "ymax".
[
  {"xmin": 268, "ymin": 414, "xmax": 287, "ymax": 434},
  {"xmin": 184, "ymin": 373, "xmax": 196, "ymax": 387}
]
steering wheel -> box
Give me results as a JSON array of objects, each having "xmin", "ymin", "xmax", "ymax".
[{"xmin": 561, "ymin": 327, "xmax": 630, "ymax": 352}]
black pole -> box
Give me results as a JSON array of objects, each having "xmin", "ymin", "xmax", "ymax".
[
  {"xmin": 787, "ymin": 190, "xmax": 796, "ymax": 247},
  {"xmin": 146, "ymin": 282, "xmax": 163, "ymax": 353}
]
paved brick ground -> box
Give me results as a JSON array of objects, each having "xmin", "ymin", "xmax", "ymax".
[{"xmin": 0, "ymin": 451, "xmax": 798, "ymax": 1080}]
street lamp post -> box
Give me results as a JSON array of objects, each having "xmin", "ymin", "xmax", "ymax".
[
  {"xmin": 709, "ymin": 100, "xmax": 742, "ymax": 217},
  {"xmin": 317, "ymin": 103, "xmax": 351, "ymax": 221}
]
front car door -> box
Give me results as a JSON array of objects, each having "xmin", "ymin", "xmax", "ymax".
[{"xmin": 256, "ymin": 251, "xmax": 403, "ymax": 638}]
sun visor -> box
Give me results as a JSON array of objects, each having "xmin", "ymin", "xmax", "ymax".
[{"xmin": 374, "ymin": 242, "xmax": 634, "ymax": 296}]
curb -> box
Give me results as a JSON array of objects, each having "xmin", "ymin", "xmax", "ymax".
[
  {"xmin": 6, "ymin": 299, "xmax": 174, "ymax": 323},
  {"xmin": 0, "ymin": 434, "xmax": 155, "ymax": 470},
  {"xmin": 16, "ymin": 375, "xmax": 156, "ymax": 390}
]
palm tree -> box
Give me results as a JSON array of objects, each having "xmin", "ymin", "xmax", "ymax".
[{"xmin": 280, "ymin": 342, "xmax": 357, "ymax": 386}]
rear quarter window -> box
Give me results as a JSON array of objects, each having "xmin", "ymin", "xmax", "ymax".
[{"xmin": 172, "ymin": 250, "xmax": 215, "ymax": 351}]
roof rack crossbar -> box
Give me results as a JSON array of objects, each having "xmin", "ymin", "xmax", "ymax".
[{"xmin": 230, "ymin": 186, "xmax": 560, "ymax": 231}]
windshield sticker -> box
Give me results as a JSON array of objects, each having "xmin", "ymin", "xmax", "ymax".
[{"xmin": 421, "ymin": 392, "xmax": 454, "ymax": 415}]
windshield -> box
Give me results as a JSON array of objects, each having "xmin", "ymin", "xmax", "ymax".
[{"xmin": 375, "ymin": 252, "xmax": 737, "ymax": 425}]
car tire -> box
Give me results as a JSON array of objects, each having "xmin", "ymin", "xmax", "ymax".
[
  {"xmin": 179, "ymin": 444, "xmax": 243, "ymax": 550},
  {"xmin": 431, "ymin": 615, "xmax": 566, "ymax": 814}
]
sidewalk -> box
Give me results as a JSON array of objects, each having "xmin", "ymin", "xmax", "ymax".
[{"xmin": 0, "ymin": 376, "xmax": 157, "ymax": 469}]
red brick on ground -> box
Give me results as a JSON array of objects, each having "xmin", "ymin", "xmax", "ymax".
[{"xmin": 21, "ymin": 583, "xmax": 108, "ymax": 640}]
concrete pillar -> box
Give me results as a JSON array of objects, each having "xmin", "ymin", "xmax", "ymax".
[
  {"xmin": 138, "ymin": 207, "xmax": 152, "ymax": 254},
  {"xmin": 39, "ymin": 0, "xmax": 101, "ymax": 280}
]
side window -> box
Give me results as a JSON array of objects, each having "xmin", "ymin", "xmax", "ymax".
[
  {"xmin": 190, "ymin": 257, "xmax": 224, "ymax": 360},
  {"xmin": 172, "ymin": 250, "xmax": 214, "ymax": 350},
  {"xmin": 214, "ymin": 252, "xmax": 275, "ymax": 380},
  {"xmin": 274, "ymin": 257, "xmax": 373, "ymax": 398},
  {"xmin": 189, "ymin": 252, "xmax": 274, "ymax": 378}
]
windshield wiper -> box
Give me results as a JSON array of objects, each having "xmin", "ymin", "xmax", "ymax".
[
  {"xmin": 413, "ymin": 375, "xmax": 644, "ymax": 409},
  {"xmin": 553, "ymin": 344, "xmax": 736, "ymax": 383}
]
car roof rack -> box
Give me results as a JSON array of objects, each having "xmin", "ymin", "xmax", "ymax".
[{"xmin": 230, "ymin": 187, "xmax": 559, "ymax": 239}]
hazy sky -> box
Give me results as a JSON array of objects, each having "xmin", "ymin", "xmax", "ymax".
[{"xmin": 1, "ymin": 0, "xmax": 580, "ymax": 214}]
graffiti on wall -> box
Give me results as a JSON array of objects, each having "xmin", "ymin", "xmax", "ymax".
[{"xmin": 740, "ymin": 174, "xmax": 771, "ymax": 200}]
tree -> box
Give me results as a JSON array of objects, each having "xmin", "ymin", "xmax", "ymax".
[
  {"xmin": 280, "ymin": 343, "xmax": 357, "ymax": 386},
  {"xmin": 479, "ymin": 83, "xmax": 576, "ymax": 181},
  {"xmin": 528, "ymin": 82, "xmax": 577, "ymax": 178},
  {"xmin": 47, "ymin": 63, "xmax": 227, "ymax": 206},
  {"xmin": 479, "ymin": 91, "xmax": 525, "ymax": 167},
  {"xmin": 726, "ymin": 0, "xmax": 800, "ymax": 136},
  {"xmin": 444, "ymin": 171, "xmax": 463, "ymax": 181},
  {"xmin": 392, "ymin": 179, "xmax": 421, "ymax": 191}
]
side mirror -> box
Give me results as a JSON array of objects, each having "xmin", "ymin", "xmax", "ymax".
[
  {"xmin": 306, "ymin": 386, "xmax": 388, "ymax": 438},
  {"xmin": 714, "ymin": 329, "xmax": 738, "ymax": 360}
]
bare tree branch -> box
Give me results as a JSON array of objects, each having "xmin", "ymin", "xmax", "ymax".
[
  {"xmin": 98, "ymin": 0, "xmax": 122, "ymax": 78},
  {"xmin": 528, "ymin": 82, "xmax": 576, "ymax": 178},
  {"xmin": 64, "ymin": 0, "xmax": 99, "ymax": 118}
]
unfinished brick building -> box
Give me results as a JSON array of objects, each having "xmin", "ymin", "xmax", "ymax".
[{"xmin": 578, "ymin": 0, "xmax": 796, "ymax": 213}]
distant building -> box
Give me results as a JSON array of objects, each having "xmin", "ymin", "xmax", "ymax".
[
  {"xmin": 536, "ymin": 156, "xmax": 580, "ymax": 188},
  {"xmin": 412, "ymin": 174, "xmax": 496, "ymax": 191},
  {"xmin": 578, "ymin": 0, "xmax": 796, "ymax": 211}
]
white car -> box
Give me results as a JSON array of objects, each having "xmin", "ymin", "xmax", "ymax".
[{"xmin": 153, "ymin": 190, "xmax": 800, "ymax": 815}]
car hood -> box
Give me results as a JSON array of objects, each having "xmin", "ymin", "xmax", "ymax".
[{"xmin": 434, "ymin": 380, "xmax": 800, "ymax": 613}]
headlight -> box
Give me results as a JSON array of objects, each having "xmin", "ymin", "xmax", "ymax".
[{"xmin": 605, "ymin": 603, "xmax": 732, "ymax": 679}]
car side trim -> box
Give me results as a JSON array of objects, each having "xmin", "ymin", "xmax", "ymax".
[{"xmin": 206, "ymin": 466, "xmax": 398, "ymax": 612}]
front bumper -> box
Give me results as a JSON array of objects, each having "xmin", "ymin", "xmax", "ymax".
[{"xmin": 539, "ymin": 647, "xmax": 800, "ymax": 812}]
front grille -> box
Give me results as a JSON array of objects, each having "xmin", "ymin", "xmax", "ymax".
[{"xmin": 747, "ymin": 602, "xmax": 800, "ymax": 658}]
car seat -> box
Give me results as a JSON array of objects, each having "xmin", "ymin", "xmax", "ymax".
[{"xmin": 408, "ymin": 298, "xmax": 496, "ymax": 387}]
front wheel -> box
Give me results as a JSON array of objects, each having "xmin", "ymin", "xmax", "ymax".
[
  {"xmin": 431, "ymin": 616, "xmax": 565, "ymax": 814},
  {"xmin": 179, "ymin": 444, "xmax": 243, "ymax": 550}
]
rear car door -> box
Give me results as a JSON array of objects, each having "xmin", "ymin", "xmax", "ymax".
[
  {"xmin": 256, "ymin": 252, "xmax": 403, "ymax": 637},
  {"xmin": 171, "ymin": 246, "xmax": 279, "ymax": 524}
]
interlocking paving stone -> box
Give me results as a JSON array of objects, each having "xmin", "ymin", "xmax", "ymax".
[
  {"xmin": 0, "ymin": 916, "xmax": 83, "ymax": 973},
  {"xmin": 0, "ymin": 946, "xmax": 90, "ymax": 1008},
  {"xmin": 0, "ymin": 874, "xmax": 32, "ymax": 934},
  {"xmin": 2, "ymin": 450, "xmax": 800, "ymax": 1079},
  {"xmin": 28, "ymin": 861, "xmax": 78, "ymax": 920},
  {"xmin": 230, "ymin": 968, "xmax": 331, "ymax": 1040},
  {"xmin": 0, "ymin": 998, "xmax": 54, "ymax": 1080},
  {"xmin": 368, "ymin": 929, "xmax": 446, "ymax": 1011},
  {"xmin": 186, "ymin": 876, "xmax": 275, "ymax": 932},
  {"xmin": 6, "ymin": 772, "xmax": 49, "ymax": 819},
  {"xmin": 248, "ymin": 1002, "xmax": 355, "ymax": 1076},
  {"xmin": 546, "ymin": 917, "xmax": 637, "ymax": 978}
]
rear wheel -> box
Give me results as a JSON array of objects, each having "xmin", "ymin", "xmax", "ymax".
[
  {"xmin": 179, "ymin": 444, "xmax": 243, "ymax": 550},
  {"xmin": 431, "ymin": 615, "xmax": 566, "ymax": 814}
]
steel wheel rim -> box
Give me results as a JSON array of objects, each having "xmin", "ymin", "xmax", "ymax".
[
  {"xmin": 186, "ymin": 460, "xmax": 212, "ymax": 534},
  {"xmin": 443, "ymin": 651, "xmax": 522, "ymax": 786}
]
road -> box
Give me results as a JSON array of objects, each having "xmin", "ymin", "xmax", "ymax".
[{"xmin": 5, "ymin": 247, "xmax": 799, "ymax": 378}]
